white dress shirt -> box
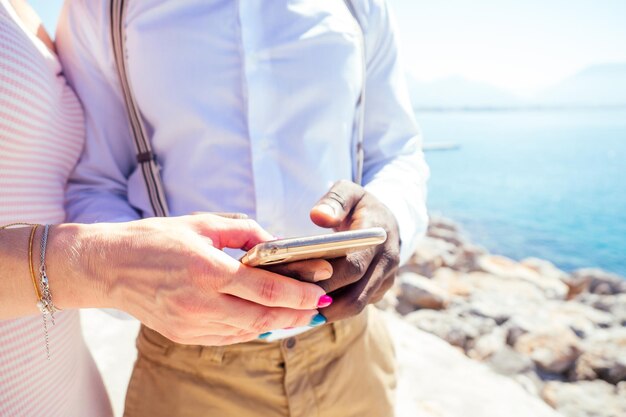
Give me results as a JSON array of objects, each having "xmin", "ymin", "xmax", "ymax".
[{"xmin": 57, "ymin": 0, "xmax": 428, "ymax": 282}]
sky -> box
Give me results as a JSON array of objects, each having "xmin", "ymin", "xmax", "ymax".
[{"xmin": 31, "ymin": 0, "xmax": 626, "ymax": 97}]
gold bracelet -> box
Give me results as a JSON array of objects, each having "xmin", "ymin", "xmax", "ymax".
[
  {"xmin": 0, "ymin": 222, "xmax": 38, "ymax": 230},
  {"xmin": 28, "ymin": 225, "xmax": 42, "ymax": 301},
  {"xmin": 0, "ymin": 222, "xmax": 42, "ymax": 301}
]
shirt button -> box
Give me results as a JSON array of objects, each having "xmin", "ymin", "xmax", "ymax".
[{"xmin": 285, "ymin": 337, "xmax": 297, "ymax": 349}]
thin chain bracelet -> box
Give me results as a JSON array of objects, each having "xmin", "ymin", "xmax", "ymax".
[
  {"xmin": 0, "ymin": 223, "xmax": 56, "ymax": 359},
  {"xmin": 38, "ymin": 224, "xmax": 58, "ymax": 360}
]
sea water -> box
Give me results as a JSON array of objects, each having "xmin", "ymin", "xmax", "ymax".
[{"xmin": 418, "ymin": 109, "xmax": 626, "ymax": 276}]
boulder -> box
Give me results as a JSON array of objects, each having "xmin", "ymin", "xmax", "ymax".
[
  {"xmin": 405, "ymin": 309, "xmax": 496, "ymax": 350},
  {"xmin": 571, "ymin": 327, "xmax": 626, "ymax": 384},
  {"xmin": 521, "ymin": 257, "xmax": 569, "ymax": 281},
  {"xmin": 446, "ymin": 244, "xmax": 486, "ymax": 272},
  {"xmin": 374, "ymin": 287, "xmax": 399, "ymax": 313},
  {"xmin": 569, "ymin": 268, "xmax": 626, "ymax": 295},
  {"xmin": 430, "ymin": 268, "xmax": 473, "ymax": 297},
  {"xmin": 427, "ymin": 216, "xmax": 459, "ymax": 233},
  {"xmin": 427, "ymin": 226, "xmax": 465, "ymax": 247},
  {"xmin": 514, "ymin": 327, "xmax": 581, "ymax": 374},
  {"xmin": 468, "ymin": 327, "xmax": 508, "ymax": 361},
  {"xmin": 477, "ymin": 255, "xmax": 569, "ymax": 299},
  {"xmin": 386, "ymin": 312, "xmax": 563, "ymax": 417},
  {"xmin": 541, "ymin": 380, "xmax": 626, "ymax": 417},
  {"xmin": 450, "ymin": 270, "xmax": 546, "ymax": 302},
  {"xmin": 486, "ymin": 346, "xmax": 536, "ymax": 376},
  {"xmin": 576, "ymin": 293, "xmax": 626, "ymax": 326},
  {"xmin": 404, "ymin": 237, "xmax": 456, "ymax": 278},
  {"xmin": 502, "ymin": 300, "xmax": 614, "ymax": 344},
  {"xmin": 397, "ymin": 273, "xmax": 450, "ymax": 310}
]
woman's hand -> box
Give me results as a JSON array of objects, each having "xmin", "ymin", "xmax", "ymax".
[{"xmin": 49, "ymin": 214, "xmax": 329, "ymax": 346}]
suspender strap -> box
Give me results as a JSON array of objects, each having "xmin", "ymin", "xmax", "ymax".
[
  {"xmin": 343, "ymin": 0, "xmax": 366, "ymax": 186},
  {"xmin": 110, "ymin": 0, "xmax": 170, "ymax": 217},
  {"xmin": 110, "ymin": 0, "xmax": 365, "ymax": 211}
]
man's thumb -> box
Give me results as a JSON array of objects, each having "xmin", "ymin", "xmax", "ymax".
[{"xmin": 310, "ymin": 180, "xmax": 365, "ymax": 228}]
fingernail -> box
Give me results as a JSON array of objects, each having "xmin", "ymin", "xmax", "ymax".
[
  {"xmin": 317, "ymin": 295, "xmax": 333, "ymax": 308},
  {"xmin": 313, "ymin": 268, "xmax": 332, "ymax": 281},
  {"xmin": 316, "ymin": 204, "xmax": 335, "ymax": 217},
  {"xmin": 309, "ymin": 313, "xmax": 327, "ymax": 327},
  {"xmin": 258, "ymin": 332, "xmax": 272, "ymax": 339}
]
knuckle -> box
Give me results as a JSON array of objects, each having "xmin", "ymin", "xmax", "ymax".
[
  {"xmin": 352, "ymin": 296, "xmax": 368, "ymax": 315},
  {"xmin": 243, "ymin": 218, "xmax": 258, "ymax": 232},
  {"xmin": 381, "ymin": 247, "xmax": 400, "ymax": 270},
  {"xmin": 297, "ymin": 286, "xmax": 312, "ymax": 309},
  {"xmin": 347, "ymin": 255, "xmax": 367, "ymax": 278},
  {"xmin": 336, "ymin": 179, "xmax": 353, "ymax": 189},
  {"xmin": 250, "ymin": 313, "xmax": 272, "ymax": 333},
  {"xmin": 326, "ymin": 191, "xmax": 347, "ymax": 209},
  {"xmin": 380, "ymin": 275, "xmax": 396, "ymax": 293},
  {"xmin": 259, "ymin": 278, "xmax": 279, "ymax": 305}
]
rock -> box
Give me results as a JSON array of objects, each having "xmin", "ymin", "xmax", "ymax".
[
  {"xmin": 405, "ymin": 309, "xmax": 496, "ymax": 350},
  {"xmin": 462, "ymin": 292, "xmax": 528, "ymax": 324},
  {"xmin": 450, "ymin": 270, "xmax": 546, "ymax": 302},
  {"xmin": 576, "ymin": 293, "xmax": 626, "ymax": 326},
  {"xmin": 514, "ymin": 327, "xmax": 581, "ymax": 374},
  {"xmin": 428, "ymin": 216, "xmax": 459, "ymax": 233},
  {"xmin": 427, "ymin": 226, "xmax": 465, "ymax": 247},
  {"xmin": 374, "ymin": 288, "xmax": 399, "ymax": 312},
  {"xmin": 501, "ymin": 300, "xmax": 614, "ymax": 345},
  {"xmin": 446, "ymin": 244, "xmax": 486, "ymax": 272},
  {"xmin": 487, "ymin": 346, "xmax": 536, "ymax": 376},
  {"xmin": 571, "ymin": 328, "xmax": 626, "ymax": 384},
  {"xmin": 405, "ymin": 237, "xmax": 457, "ymax": 278},
  {"xmin": 468, "ymin": 327, "xmax": 508, "ymax": 361},
  {"xmin": 521, "ymin": 257, "xmax": 569, "ymax": 281},
  {"xmin": 430, "ymin": 268, "xmax": 473, "ymax": 297},
  {"xmin": 477, "ymin": 255, "xmax": 569, "ymax": 299},
  {"xmin": 550, "ymin": 302, "xmax": 614, "ymax": 337},
  {"xmin": 569, "ymin": 268, "xmax": 626, "ymax": 295},
  {"xmin": 541, "ymin": 380, "xmax": 626, "ymax": 417},
  {"xmin": 386, "ymin": 312, "xmax": 563, "ymax": 417},
  {"xmin": 397, "ymin": 273, "xmax": 450, "ymax": 310}
]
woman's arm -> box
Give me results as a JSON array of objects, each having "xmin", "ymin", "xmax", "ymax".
[{"xmin": 0, "ymin": 214, "xmax": 330, "ymax": 345}]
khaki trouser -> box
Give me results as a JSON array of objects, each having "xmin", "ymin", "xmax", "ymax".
[{"xmin": 123, "ymin": 307, "xmax": 396, "ymax": 417}]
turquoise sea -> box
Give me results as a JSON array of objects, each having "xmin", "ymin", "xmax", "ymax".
[{"xmin": 418, "ymin": 109, "xmax": 626, "ymax": 277}]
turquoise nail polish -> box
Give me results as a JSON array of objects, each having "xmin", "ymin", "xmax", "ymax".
[
  {"xmin": 309, "ymin": 314, "xmax": 327, "ymax": 327},
  {"xmin": 258, "ymin": 332, "xmax": 272, "ymax": 339}
]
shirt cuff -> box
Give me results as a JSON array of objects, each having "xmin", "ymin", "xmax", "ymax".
[{"xmin": 364, "ymin": 181, "xmax": 428, "ymax": 265}]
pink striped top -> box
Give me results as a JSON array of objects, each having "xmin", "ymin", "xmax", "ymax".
[{"xmin": 0, "ymin": 2, "xmax": 112, "ymax": 416}]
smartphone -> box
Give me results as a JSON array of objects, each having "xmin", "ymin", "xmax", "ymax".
[{"xmin": 240, "ymin": 227, "xmax": 387, "ymax": 267}]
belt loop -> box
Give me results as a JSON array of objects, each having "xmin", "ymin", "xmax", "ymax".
[{"xmin": 200, "ymin": 346, "xmax": 225, "ymax": 364}]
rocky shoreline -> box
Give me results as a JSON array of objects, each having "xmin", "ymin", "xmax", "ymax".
[{"xmin": 380, "ymin": 216, "xmax": 626, "ymax": 417}]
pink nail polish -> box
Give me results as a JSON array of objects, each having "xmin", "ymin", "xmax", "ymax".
[{"xmin": 317, "ymin": 295, "xmax": 333, "ymax": 308}]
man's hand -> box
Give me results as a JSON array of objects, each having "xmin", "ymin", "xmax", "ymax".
[{"xmin": 309, "ymin": 180, "xmax": 400, "ymax": 322}]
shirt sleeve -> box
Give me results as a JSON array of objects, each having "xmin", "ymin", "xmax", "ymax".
[
  {"xmin": 356, "ymin": 0, "xmax": 430, "ymax": 265},
  {"xmin": 56, "ymin": 0, "xmax": 140, "ymax": 224}
]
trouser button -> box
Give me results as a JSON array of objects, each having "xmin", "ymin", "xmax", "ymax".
[{"xmin": 284, "ymin": 337, "xmax": 297, "ymax": 349}]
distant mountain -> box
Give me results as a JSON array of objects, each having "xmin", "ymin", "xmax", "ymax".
[
  {"xmin": 407, "ymin": 76, "xmax": 525, "ymax": 109},
  {"xmin": 536, "ymin": 62, "xmax": 626, "ymax": 107},
  {"xmin": 407, "ymin": 62, "xmax": 626, "ymax": 110}
]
